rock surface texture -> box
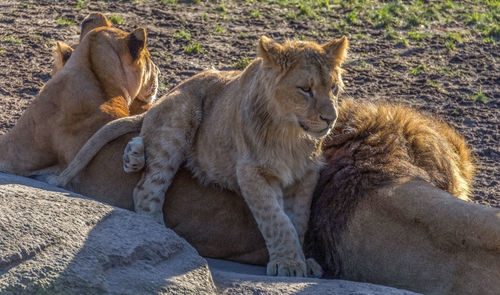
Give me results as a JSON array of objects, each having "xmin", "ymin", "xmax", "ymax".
[{"xmin": 0, "ymin": 172, "xmax": 419, "ymax": 294}]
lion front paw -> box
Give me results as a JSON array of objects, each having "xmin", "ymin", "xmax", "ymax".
[
  {"xmin": 306, "ymin": 258, "xmax": 324, "ymax": 278},
  {"xmin": 266, "ymin": 257, "xmax": 307, "ymax": 277},
  {"xmin": 123, "ymin": 136, "xmax": 145, "ymax": 173},
  {"xmin": 45, "ymin": 174, "xmax": 64, "ymax": 187}
]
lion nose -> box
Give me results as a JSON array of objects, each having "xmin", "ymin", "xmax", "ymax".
[{"xmin": 320, "ymin": 114, "xmax": 336, "ymax": 126}]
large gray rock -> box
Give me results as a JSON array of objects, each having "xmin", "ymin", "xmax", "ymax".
[
  {"xmin": 0, "ymin": 172, "xmax": 216, "ymax": 294},
  {"xmin": 207, "ymin": 259, "xmax": 420, "ymax": 295},
  {"xmin": 0, "ymin": 172, "xmax": 418, "ymax": 294}
]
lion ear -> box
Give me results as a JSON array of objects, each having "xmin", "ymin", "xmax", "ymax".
[
  {"xmin": 51, "ymin": 41, "xmax": 74, "ymax": 76},
  {"xmin": 258, "ymin": 36, "xmax": 287, "ymax": 69},
  {"xmin": 80, "ymin": 12, "xmax": 112, "ymax": 41},
  {"xmin": 322, "ymin": 36, "xmax": 349, "ymax": 68},
  {"xmin": 127, "ymin": 27, "xmax": 147, "ymax": 61}
]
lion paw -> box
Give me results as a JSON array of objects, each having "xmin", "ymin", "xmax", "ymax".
[
  {"xmin": 45, "ymin": 174, "xmax": 64, "ymax": 187},
  {"xmin": 266, "ymin": 258, "xmax": 307, "ymax": 277},
  {"xmin": 123, "ymin": 136, "xmax": 145, "ymax": 173},
  {"xmin": 306, "ymin": 258, "xmax": 324, "ymax": 278}
]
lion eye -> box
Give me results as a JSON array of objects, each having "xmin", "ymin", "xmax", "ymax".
[{"xmin": 299, "ymin": 86, "xmax": 313, "ymax": 96}]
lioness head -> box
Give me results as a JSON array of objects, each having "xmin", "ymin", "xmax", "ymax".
[
  {"xmin": 258, "ymin": 36, "xmax": 348, "ymax": 138},
  {"xmin": 55, "ymin": 12, "xmax": 158, "ymax": 105}
]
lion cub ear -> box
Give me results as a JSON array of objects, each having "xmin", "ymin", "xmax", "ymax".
[
  {"xmin": 127, "ymin": 27, "xmax": 147, "ymax": 61},
  {"xmin": 258, "ymin": 36, "xmax": 287, "ymax": 69},
  {"xmin": 51, "ymin": 41, "xmax": 74, "ymax": 77},
  {"xmin": 322, "ymin": 36, "xmax": 349, "ymax": 68},
  {"xmin": 80, "ymin": 12, "xmax": 112, "ymax": 41}
]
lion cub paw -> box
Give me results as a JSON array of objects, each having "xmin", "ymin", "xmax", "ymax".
[
  {"xmin": 306, "ymin": 258, "xmax": 324, "ymax": 278},
  {"xmin": 123, "ymin": 136, "xmax": 145, "ymax": 173},
  {"xmin": 266, "ymin": 258, "xmax": 307, "ymax": 277}
]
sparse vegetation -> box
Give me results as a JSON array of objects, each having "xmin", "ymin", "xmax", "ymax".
[
  {"xmin": 184, "ymin": 43, "xmax": 203, "ymax": 54},
  {"xmin": 410, "ymin": 64, "xmax": 427, "ymax": 75},
  {"xmin": 0, "ymin": 36, "xmax": 23, "ymax": 44},
  {"xmin": 109, "ymin": 15, "xmax": 124, "ymax": 25},
  {"xmin": 75, "ymin": 0, "xmax": 85, "ymax": 9},
  {"xmin": 174, "ymin": 29, "xmax": 192, "ymax": 41},
  {"xmin": 231, "ymin": 56, "xmax": 252, "ymax": 69},
  {"xmin": 214, "ymin": 25, "xmax": 225, "ymax": 34},
  {"xmin": 469, "ymin": 90, "xmax": 489, "ymax": 104},
  {"xmin": 56, "ymin": 17, "xmax": 75, "ymax": 26}
]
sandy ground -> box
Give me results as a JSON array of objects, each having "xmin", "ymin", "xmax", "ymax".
[{"xmin": 0, "ymin": 0, "xmax": 498, "ymax": 205}]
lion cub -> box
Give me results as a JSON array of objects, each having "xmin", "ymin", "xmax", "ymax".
[{"xmin": 51, "ymin": 36, "xmax": 348, "ymax": 277}]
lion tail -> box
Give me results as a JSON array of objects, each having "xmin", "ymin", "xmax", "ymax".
[{"xmin": 51, "ymin": 114, "xmax": 145, "ymax": 187}]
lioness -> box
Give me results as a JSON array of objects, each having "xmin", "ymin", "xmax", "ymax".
[
  {"xmin": 50, "ymin": 36, "xmax": 349, "ymax": 277},
  {"xmin": 0, "ymin": 13, "xmax": 158, "ymax": 177}
]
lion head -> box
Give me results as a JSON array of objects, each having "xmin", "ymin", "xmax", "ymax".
[
  {"xmin": 53, "ymin": 12, "xmax": 159, "ymax": 109},
  {"xmin": 257, "ymin": 36, "xmax": 348, "ymax": 138}
]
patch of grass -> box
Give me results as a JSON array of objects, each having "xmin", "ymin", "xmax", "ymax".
[
  {"xmin": 184, "ymin": 43, "xmax": 203, "ymax": 54},
  {"xmin": 426, "ymin": 80, "xmax": 441, "ymax": 88},
  {"xmin": 214, "ymin": 25, "xmax": 225, "ymax": 34},
  {"xmin": 469, "ymin": 90, "xmax": 489, "ymax": 104},
  {"xmin": 410, "ymin": 64, "xmax": 427, "ymax": 75},
  {"xmin": 239, "ymin": 32, "xmax": 248, "ymax": 38},
  {"xmin": 75, "ymin": 0, "xmax": 85, "ymax": 9},
  {"xmin": 109, "ymin": 15, "xmax": 124, "ymax": 25},
  {"xmin": 0, "ymin": 49, "xmax": 5, "ymax": 55},
  {"xmin": 217, "ymin": 4, "xmax": 227, "ymax": 14},
  {"xmin": 445, "ymin": 40, "xmax": 456, "ymax": 51},
  {"xmin": 56, "ymin": 17, "xmax": 75, "ymax": 26},
  {"xmin": 445, "ymin": 32, "xmax": 463, "ymax": 43},
  {"xmin": 231, "ymin": 56, "xmax": 252, "ymax": 69},
  {"xmin": 346, "ymin": 11, "xmax": 358, "ymax": 24},
  {"xmin": 0, "ymin": 36, "xmax": 23, "ymax": 44},
  {"xmin": 161, "ymin": 0, "xmax": 177, "ymax": 6},
  {"xmin": 408, "ymin": 31, "xmax": 427, "ymax": 41},
  {"xmin": 286, "ymin": 10, "xmax": 297, "ymax": 20},
  {"xmin": 452, "ymin": 109, "xmax": 460, "ymax": 116},
  {"xmin": 173, "ymin": 29, "xmax": 191, "ymax": 41},
  {"xmin": 21, "ymin": 2, "xmax": 32, "ymax": 8},
  {"xmin": 250, "ymin": 9, "xmax": 261, "ymax": 19}
]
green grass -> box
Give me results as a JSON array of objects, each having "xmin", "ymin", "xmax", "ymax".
[
  {"xmin": 410, "ymin": 64, "xmax": 427, "ymax": 75},
  {"xmin": 75, "ymin": 0, "xmax": 85, "ymax": 9},
  {"xmin": 184, "ymin": 43, "xmax": 203, "ymax": 54},
  {"xmin": 109, "ymin": 15, "xmax": 124, "ymax": 25},
  {"xmin": 214, "ymin": 25, "xmax": 225, "ymax": 34},
  {"xmin": 0, "ymin": 36, "xmax": 23, "ymax": 44},
  {"xmin": 56, "ymin": 17, "xmax": 75, "ymax": 26},
  {"xmin": 173, "ymin": 29, "xmax": 191, "ymax": 41},
  {"xmin": 0, "ymin": 49, "xmax": 6, "ymax": 55},
  {"xmin": 408, "ymin": 31, "xmax": 427, "ymax": 41},
  {"xmin": 469, "ymin": 90, "xmax": 489, "ymax": 104},
  {"xmin": 250, "ymin": 9, "xmax": 262, "ymax": 19},
  {"xmin": 231, "ymin": 56, "xmax": 252, "ymax": 69}
]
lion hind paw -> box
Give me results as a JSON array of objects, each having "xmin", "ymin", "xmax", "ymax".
[{"xmin": 123, "ymin": 136, "xmax": 145, "ymax": 173}]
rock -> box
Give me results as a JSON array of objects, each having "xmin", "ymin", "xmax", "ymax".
[
  {"xmin": 0, "ymin": 172, "xmax": 216, "ymax": 295},
  {"xmin": 0, "ymin": 172, "xmax": 418, "ymax": 294},
  {"xmin": 207, "ymin": 259, "xmax": 421, "ymax": 295}
]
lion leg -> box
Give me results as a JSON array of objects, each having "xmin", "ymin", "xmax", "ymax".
[
  {"xmin": 237, "ymin": 162, "xmax": 307, "ymax": 277},
  {"xmin": 123, "ymin": 136, "xmax": 145, "ymax": 173},
  {"xmin": 284, "ymin": 169, "xmax": 323, "ymax": 278},
  {"xmin": 132, "ymin": 91, "xmax": 202, "ymax": 225}
]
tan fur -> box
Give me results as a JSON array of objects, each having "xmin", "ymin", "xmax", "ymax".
[
  {"xmin": 0, "ymin": 13, "xmax": 158, "ymax": 177},
  {"xmin": 51, "ymin": 36, "xmax": 349, "ymax": 277}
]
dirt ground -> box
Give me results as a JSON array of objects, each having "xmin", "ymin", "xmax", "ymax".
[{"xmin": 0, "ymin": 0, "xmax": 498, "ymax": 205}]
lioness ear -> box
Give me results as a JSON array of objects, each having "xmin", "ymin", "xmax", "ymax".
[
  {"xmin": 127, "ymin": 27, "xmax": 147, "ymax": 61},
  {"xmin": 80, "ymin": 12, "xmax": 112, "ymax": 41},
  {"xmin": 51, "ymin": 41, "xmax": 74, "ymax": 76},
  {"xmin": 322, "ymin": 36, "xmax": 349, "ymax": 68},
  {"xmin": 258, "ymin": 36, "xmax": 287, "ymax": 69}
]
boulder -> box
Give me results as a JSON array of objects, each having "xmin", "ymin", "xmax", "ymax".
[{"xmin": 0, "ymin": 172, "xmax": 216, "ymax": 294}]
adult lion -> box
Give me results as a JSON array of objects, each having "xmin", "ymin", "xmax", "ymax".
[
  {"xmin": 3, "ymin": 19, "xmax": 499, "ymax": 294},
  {"xmin": 0, "ymin": 12, "xmax": 158, "ymax": 177}
]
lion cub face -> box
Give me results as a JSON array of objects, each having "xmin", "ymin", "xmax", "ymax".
[{"xmin": 258, "ymin": 36, "xmax": 348, "ymax": 138}]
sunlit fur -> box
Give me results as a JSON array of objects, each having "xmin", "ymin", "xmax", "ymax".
[{"xmin": 0, "ymin": 13, "xmax": 158, "ymax": 176}]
